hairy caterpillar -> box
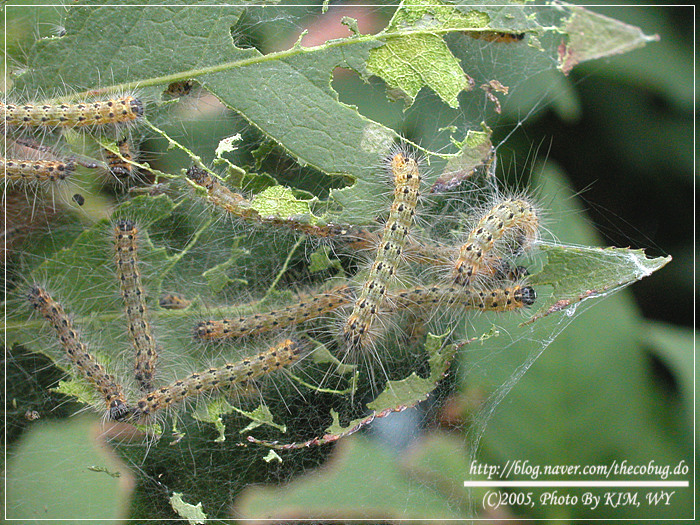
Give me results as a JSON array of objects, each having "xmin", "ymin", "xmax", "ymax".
[
  {"xmin": 10, "ymin": 136, "xmax": 101, "ymax": 169},
  {"xmin": 105, "ymin": 138, "xmax": 134, "ymax": 178},
  {"xmin": 186, "ymin": 165, "xmax": 356, "ymax": 238},
  {"xmin": 131, "ymin": 338, "xmax": 305, "ymax": 418},
  {"xmin": 453, "ymin": 197, "xmax": 539, "ymax": 286},
  {"xmin": 393, "ymin": 283, "xmax": 536, "ymax": 311},
  {"xmin": 194, "ymin": 285, "xmax": 354, "ymax": 340},
  {"xmin": 27, "ymin": 285, "xmax": 131, "ymax": 421},
  {"xmin": 195, "ymin": 280, "xmax": 535, "ymax": 341},
  {"xmin": 114, "ymin": 219, "xmax": 158, "ymax": 392},
  {"xmin": 343, "ymin": 151, "xmax": 421, "ymax": 351},
  {"xmin": 159, "ymin": 293, "xmax": 191, "ymax": 310},
  {"xmin": 1, "ymin": 155, "xmax": 75, "ymax": 183},
  {"xmin": 1, "ymin": 95, "xmax": 143, "ymax": 129},
  {"xmin": 466, "ymin": 31, "xmax": 526, "ymax": 43}
]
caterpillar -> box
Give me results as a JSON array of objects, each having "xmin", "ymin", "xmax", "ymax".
[
  {"xmin": 343, "ymin": 150, "xmax": 421, "ymax": 351},
  {"xmin": 186, "ymin": 165, "xmax": 359, "ymax": 238},
  {"xmin": 1, "ymin": 95, "xmax": 143, "ymax": 129},
  {"xmin": 114, "ymin": 219, "xmax": 158, "ymax": 392},
  {"xmin": 466, "ymin": 31, "xmax": 526, "ymax": 43},
  {"xmin": 1, "ymin": 156, "xmax": 75, "ymax": 183},
  {"xmin": 131, "ymin": 338, "xmax": 305, "ymax": 418},
  {"xmin": 186, "ymin": 165, "xmax": 258, "ymax": 219},
  {"xmin": 105, "ymin": 138, "xmax": 134, "ymax": 179},
  {"xmin": 452, "ymin": 198, "xmax": 539, "ymax": 286},
  {"xmin": 196, "ymin": 281, "xmax": 535, "ymax": 342},
  {"xmin": 393, "ymin": 283, "xmax": 536, "ymax": 311},
  {"xmin": 10, "ymin": 136, "xmax": 101, "ymax": 169},
  {"xmin": 194, "ymin": 285, "xmax": 354, "ymax": 340},
  {"xmin": 159, "ymin": 293, "xmax": 192, "ymax": 310},
  {"xmin": 27, "ymin": 285, "xmax": 131, "ymax": 421}
]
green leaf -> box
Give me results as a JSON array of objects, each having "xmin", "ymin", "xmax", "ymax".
[
  {"xmin": 16, "ymin": 2, "xmax": 248, "ymax": 92},
  {"xmin": 202, "ymin": 241, "xmax": 249, "ymax": 293},
  {"xmin": 367, "ymin": 332, "xmax": 456, "ymax": 411},
  {"xmin": 558, "ymin": 4, "xmax": 660, "ymax": 74},
  {"xmin": 191, "ymin": 397, "xmax": 234, "ymax": 442},
  {"xmin": 5, "ymin": 417, "xmax": 131, "ymax": 521},
  {"xmin": 432, "ymin": 125, "xmax": 493, "ymax": 192},
  {"xmin": 250, "ymin": 186, "xmax": 319, "ymax": 222},
  {"xmin": 234, "ymin": 436, "xmax": 465, "ymax": 519},
  {"xmin": 169, "ymin": 492, "xmax": 207, "ymax": 525},
  {"xmin": 308, "ymin": 246, "xmax": 343, "ymax": 274},
  {"xmin": 53, "ymin": 378, "xmax": 103, "ymax": 409},
  {"xmin": 236, "ymin": 404, "xmax": 286, "ymax": 434},
  {"xmin": 367, "ymin": 31, "xmax": 468, "ymax": 108},
  {"xmin": 528, "ymin": 245, "xmax": 671, "ymax": 322}
]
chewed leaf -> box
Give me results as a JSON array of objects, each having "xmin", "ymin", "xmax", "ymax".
[
  {"xmin": 432, "ymin": 125, "xmax": 494, "ymax": 193},
  {"xmin": 13, "ymin": 2, "xmax": 658, "ymax": 225},
  {"xmin": 235, "ymin": 404, "xmax": 286, "ymax": 434},
  {"xmin": 367, "ymin": 32, "xmax": 468, "ymax": 108},
  {"xmin": 367, "ymin": 332, "xmax": 456, "ymax": 411},
  {"xmin": 169, "ymin": 492, "xmax": 207, "ymax": 525},
  {"xmin": 202, "ymin": 242, "xmax": 249, "ymax": 293},
  {"xmin": 247, "ymin": 333, "xmax": 456, "ymax": 449},
  {"xmin": 558, "ymin": 5, "xmax": 660, "ymax": 74},
  {"xmin": 250, "ymin": 186, "xmax": 319, "ymax": 222},
  {"xmin": 16, "ymin": 4, "xmax": 248, "ymax": 92},
  {"xmin": 191, "ymin": 397, "xmax": 234, "ymax": 442},
  {"xmin": 528, "ymin": 245, "xmax": 672, "ymax": 322},
  {"xmin": 366, "ymin": 0, "xmax": 535, "ymax": 108}
]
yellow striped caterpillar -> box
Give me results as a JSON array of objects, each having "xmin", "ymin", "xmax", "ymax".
[
  {"xmin": 27, "ymin": 285, "xmax": 131, "ymax": 421},
  {"xmin": 195, "ymin": 282, "xmax": 535, "ymax": 341},
  {"xmin": 343, "ymin": 150, "xmax": 421, "ymax": 351},
  {"xmin": 453, "ymin": 197, "xmax": 539, "ymax": 286},
  {"xmin": 1, "ymin": 95, "xmax": 143, "ymax": 129},
  {"xmin": 114, "ymin": 219, "xmax": 158, "ymax": 392},
  {"xmin": 131, "ymin": 338, "xmax": 305, "ymax": 418},
  {"xmin": 195, "ymin": 285, "xmax": 354, "ymax": 340},
  {"xmin": 1, "ymin": 156, "xmax": 75, "ymax": 183},
  {"xmin": 393, "ymin": 283, "xmax": 536, "ymax": 311}
]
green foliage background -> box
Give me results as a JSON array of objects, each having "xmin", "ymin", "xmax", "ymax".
[{"xmin": 2, "ymin": 2, "xmax": 693, "ymax": 522}]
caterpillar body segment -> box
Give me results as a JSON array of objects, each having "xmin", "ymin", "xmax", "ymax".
[
  {"xmin": 393, "ymin": 284, "xmax": 536, "ymax": 312},
  {"xmin": 1, "ymin": 156, "xmax": 75, "ymax": 183},
  {"xmin": 194, "ymin": 285, "xmax": 354, "ymax": 340}
]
